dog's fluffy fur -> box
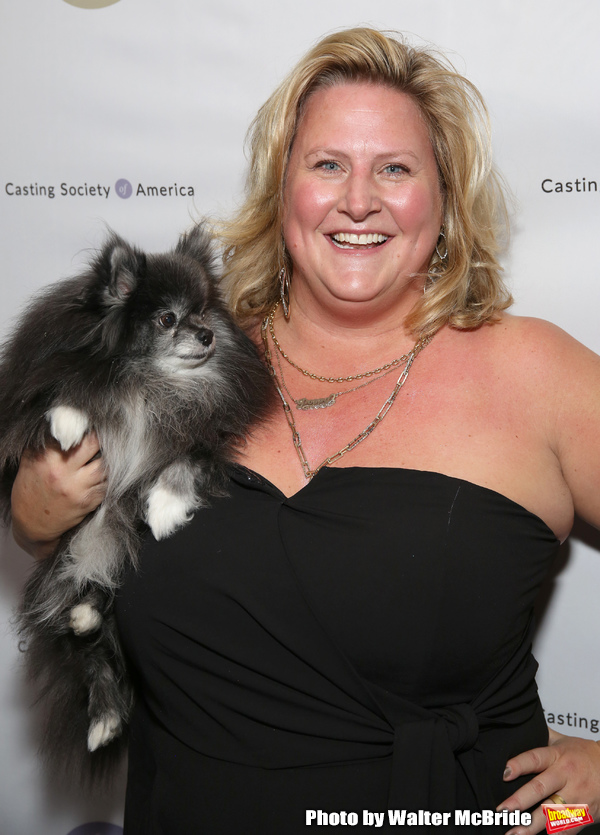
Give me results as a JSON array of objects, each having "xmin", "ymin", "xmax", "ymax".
[{"xmin": 0, "ymin": 226, "xmax": 272, "ymax": 782}]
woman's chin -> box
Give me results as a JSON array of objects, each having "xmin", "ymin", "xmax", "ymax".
[
  {"xmin": 300, "ymin": 293, "xmax": 414, "ymax": 329},
  {"xmin": 319, "ymin": 281, "xmax": 421, "ymax": 315}
]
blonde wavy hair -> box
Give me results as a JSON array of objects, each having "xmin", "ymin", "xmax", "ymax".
[{"xmin": 219, "ymin": 27, "xmax": 512, "ymax": 336}]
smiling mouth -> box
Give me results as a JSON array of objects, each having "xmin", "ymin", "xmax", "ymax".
[{"xmin": 330, "ymin": 232, "xmax": 389, "ymax": 249}]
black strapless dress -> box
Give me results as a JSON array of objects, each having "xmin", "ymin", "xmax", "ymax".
[{"xmin": 115, "ymin": 466, "xmax": 559, "ymax": 833}]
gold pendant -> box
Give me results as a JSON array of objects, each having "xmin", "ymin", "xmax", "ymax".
[{"xmin": 295, "ymin": 394, "xmax": 338, "ymax": 410}]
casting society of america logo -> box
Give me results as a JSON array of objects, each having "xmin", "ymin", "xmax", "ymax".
[
  {"xmin": 63, "ymin": 0, "xmax": 121, "ymax": 9},
  {"xmin": 4, "ymin": 179, "xmax": 194, "ymax": 200}
]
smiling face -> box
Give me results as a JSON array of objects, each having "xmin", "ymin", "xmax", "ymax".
[{"xmin": 282, "ymin": 82, "xmax": 443, "ymax": 325}]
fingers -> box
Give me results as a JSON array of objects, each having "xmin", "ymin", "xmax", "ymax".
[
  {"xmin": 498, "ymin": 735, "xmax": 600, "ymax": 835},
  {"xmin": 29, "ymin": 433, "xmax": 106, "ymax": 497},
  {"xmin": 499, "ymin": 761, "xmax": 563, "ymax": 835},
  {"xmin": 499, "ymin": 793, "xmax": 557, "ymax": 835},
  {"xmin": 501, "ymin": 745, "xmax": 561, "ymax": 827},
  {"xmin": 70, "ymin": 430, "xmax": 103, "ymax": 467},
  {"xmin": 42, "ymin": 431, "xmax": 104, "ymax": 476},
  {"xmin": 502, "ymin": 744, "xmax": 559, "ymax": 787},
  {"xmin": 504, "ymin": 805, "xmax": 546, "ymax": 835},
  {"xmin": 11, "ymin": 434, "xmax": 108, "ymax": 555},
  {"xmin": 66, "ymin": 433, "xmax": 107, "ymax": 492}
]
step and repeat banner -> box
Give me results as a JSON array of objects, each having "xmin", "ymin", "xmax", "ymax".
[{"xmin": 1, "ymin": 1, "xmax": 599, "ymax": 833}]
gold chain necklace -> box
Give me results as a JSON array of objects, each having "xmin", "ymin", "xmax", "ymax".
[
  {"xmin": 268, "ymin": 301, "xmax": 416, "ymax": 383},
  {"xmin": 261, "ymin": 313, "xmax": 432, "ymax": 480},
  {"xmin": 272, "ymin": 342, "xmax": 403, "ymax": 410}
]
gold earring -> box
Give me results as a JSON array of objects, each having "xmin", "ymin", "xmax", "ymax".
[{"xmin": 279, "ymin": 267, "xmax": 290, "ymax": 320}]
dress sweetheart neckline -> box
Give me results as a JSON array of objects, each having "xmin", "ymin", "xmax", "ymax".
[{"xmin": 230, "ymin": 463, "xmax": 561, "ymax": 544}]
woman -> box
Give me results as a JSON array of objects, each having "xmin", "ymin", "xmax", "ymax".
[{"xmin": 11, "ymin": 27, "xmax": 600, "ymax": 834}]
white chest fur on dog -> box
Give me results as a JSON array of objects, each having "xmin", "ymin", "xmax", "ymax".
[{"xmin": 48, "ymin": 399, "xmax": 201, "ymax": 591}]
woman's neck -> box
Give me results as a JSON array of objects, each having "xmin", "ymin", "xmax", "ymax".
[{"xmin": 270, "ymin": 290, "xmax": 423, "ymax": 379}]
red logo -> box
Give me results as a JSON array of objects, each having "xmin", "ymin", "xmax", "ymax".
[{"xmin": 542, "ymin": 804, "xmax": 594, "ymax": 832}]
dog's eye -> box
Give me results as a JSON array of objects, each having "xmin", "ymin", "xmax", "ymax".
[{"xmin": 158, "ymin": 312, "xmax": 177, "ymax": 329}]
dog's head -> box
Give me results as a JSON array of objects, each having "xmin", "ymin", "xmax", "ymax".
[{"xmin": 93, "ymin": 225, "xmax": 227, "ymax": 375}]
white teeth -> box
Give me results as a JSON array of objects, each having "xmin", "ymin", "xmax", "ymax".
[{"xmin": 331, "ymin": 232, "xmax": 388, "ymax": 246}]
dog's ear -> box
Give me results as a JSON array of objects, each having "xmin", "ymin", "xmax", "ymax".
[
  {"xmin": 175, "ymin": 225, "xmax": 217, "ymax": 275},
  {"xmin": 101, "ymin": 235, "xmax": 146, "ymax": 305}
]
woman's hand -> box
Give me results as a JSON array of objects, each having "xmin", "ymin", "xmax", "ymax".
[
  {"xmin": 498, "ymin": 728, "xmax": 600, "ymax": 834},
  {"xmin": 11, "ymin": 433, "xmax": 107, "ymax": 560}
]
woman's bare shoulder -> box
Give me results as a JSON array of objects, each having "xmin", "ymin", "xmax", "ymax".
[
  {"xmin": 460, "ymin": 312, "xmax": 600, "ymax": 431},
  {"xmin": 484, "ymin": 312, "xmax": 600, "ymax": 375},
  {"xmin": 492, "ymin": 314, "xmax": 600, "ymax": 528},
  {"xmin": 490, "ymin": 311, "xmax": 582, "ymax": 343}
]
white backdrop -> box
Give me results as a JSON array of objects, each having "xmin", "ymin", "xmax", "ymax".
[{"xmin": 1, "ymin": 1, "xmax": 599, "ymax": 833}]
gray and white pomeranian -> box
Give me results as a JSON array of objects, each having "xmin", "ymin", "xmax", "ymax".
[{"xmin": 0, "ymin": 225, "xmax": 271, "ymax": 781}]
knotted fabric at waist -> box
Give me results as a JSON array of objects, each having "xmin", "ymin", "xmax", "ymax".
[
  {"xmin": 375, "ymin": 643, "xmax": 542, "ymax": 810},
  {"xmin": 173, "ymin": 633, "xmax": 542, "ymax": 812}
]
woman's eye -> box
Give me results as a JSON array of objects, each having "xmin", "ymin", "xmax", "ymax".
[
  {"xmin": 384, "ymin": 164, "xmax": 408, "ymax": 175},
  {"xmin": 316, "ymin": 160, "xmax": 341, "ymax": 172},
  {"xmin": 158, "ymin": 312, "xmax": 177, "ymax": 329}
]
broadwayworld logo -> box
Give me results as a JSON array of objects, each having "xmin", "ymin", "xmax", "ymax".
[{"xmin": 542, "ymin": 803, "xmax": 594, "ymax": 832}]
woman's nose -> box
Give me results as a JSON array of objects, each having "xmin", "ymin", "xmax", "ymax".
[{"xmin": 337, "ymin": 173, "xmax": 382, "ymax": 220}]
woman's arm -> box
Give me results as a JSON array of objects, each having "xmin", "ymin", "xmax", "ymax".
[
  {"xmin": 549, "ymin": 325, "xmax": 600, "ymax": 530},
  {"xmin": 498, "ymin": 319, "xmax": 600, "ymax": 833},
  {"xmin": 11, "ymin": 433, "xmax": 106, "ymax": 559}
]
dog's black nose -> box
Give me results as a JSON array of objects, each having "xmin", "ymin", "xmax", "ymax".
[{"xmin": 196, "ymin": 327, "xmax": 214, "ymax": 347}]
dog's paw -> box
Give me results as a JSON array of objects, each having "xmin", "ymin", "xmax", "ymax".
[
  {"xmin": 146, "ymin": 486, "xmax": 196, "ymax": 540},
  {"xmin": 46, "ymin": 405, "xmax": 90, "ymax": 450},
  {"xmin": 69, "ymin": 603, "xmax": 103, "ymax": 635},
  {"xmin": 87, "ymin": 712, "xmax": 121, "ymax": 751}
]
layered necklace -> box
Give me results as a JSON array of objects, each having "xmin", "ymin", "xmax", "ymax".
[
  {"xmin": 266, "ymin": 301, "xmax": 418, "ymax": 411},
  {"xmin": 261, "ymin": 302, "xmax": 432, "ymax": 480}
]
